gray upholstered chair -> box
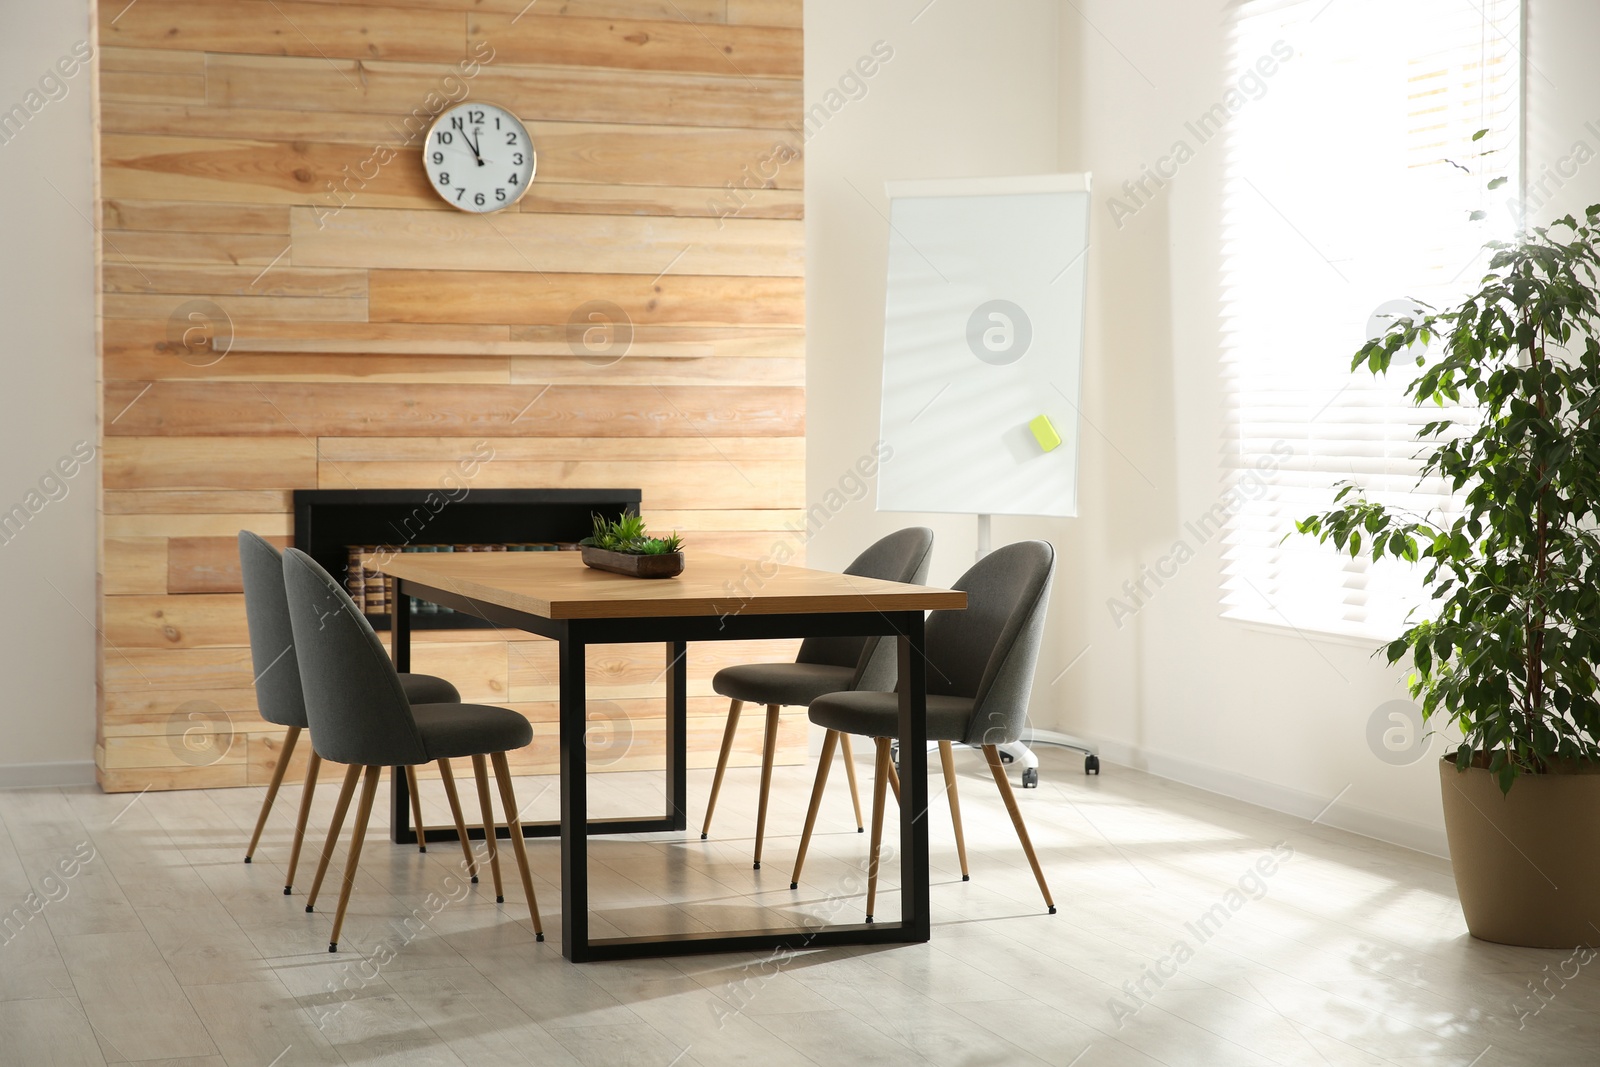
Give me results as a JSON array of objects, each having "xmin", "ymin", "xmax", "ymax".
[
  {"xmin": 281, "ymin": 547, "xmax": 544, "ymax": 952},
  {"xmin": 791, "ymin": 539, "xmax": 1057, "ymax": 919},
  {"xmin": 702, "ymin": 527, "xmax": 936, "ymax": 870},
  {"xmin": 238, "ymin": 532, "xmax": 467, "ymax": 892}
]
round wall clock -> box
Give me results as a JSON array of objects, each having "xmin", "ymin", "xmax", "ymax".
[{"xmin": 422, "ymin": 102, "xmax": 535, "ymax": 213}]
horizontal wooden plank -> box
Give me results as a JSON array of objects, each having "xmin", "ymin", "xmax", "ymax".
[
  {"xmin": 638, "ymin": 508, "xmax": 799, "ymax": 531},
  {"xmin": 104, "ymin": 538, "xmax": 169, "ymax": 595},
  {"xmin": 317, "ymin": 435, "xmax": 801, "ymax": 463},
  {"xmin": 102, "ymin": 133, "xmax": 439, "ymax": 210},
  {"xmin": 205, "ymin": 324, "xmax": 802, "ymax": 359},
  {"xmin": 99, "ymin": 46, "xmax": 209, "ymax": 75},
  {"xmin": 104, "ymin": 646, "xmax": 255, "ymax": 692},
  {"xmin": 104, "ymin": 594, "xmax": 248, "ymax": 649},
  {"xmin": 369, "ymin": 269, "xmax": 803, "ymax": 327},
  {"xmin": 101, "ymin": 0, "xmax": 467, "ymax": 63},
  {"xmin": 468, "ymin": 13, "xmax": 801, "ymax": 78},
  {"xmin": 509, "ymin": 323, "xmax": 801, "ymax": 358},
  {"xmin": 98, "ymin": 761, "xmax": 248, "ymax": 792},
  {"xmin": 207, "ymin": 54, "xmax": 801, "ymax": 129},
  {"xmin": 245, "ymin": 0, "xmax": 729, "ymax": 19},
  {"xmin": 168, "ymin": 534, "xmax": 289, "ymax": 594},
  {"xmin": 292, "ymin": 208, "xmax": 803, "ymax": 276},
  {"xmin": 726, "ymin": 0, "xmax": 801, "ymax": 27},
  {"xmin": 104, "ymin": 265, "xmax": 365, "ymax": 298},
  {"xmin": 101, "ymin": 71, "xmax": 207, "ymax": 106},
  {"xmin": 102, "ymin": 437, "xmax": 318, "ymax": 489},
  {"xmin": 321, "ymin": 458, "xmax": 802, "ymax": 508},
  {"xmin": 100, "ymin": 230, "xmax": 292, "ymax": 266},
  {"xmin": 105, "ymin": 513, "xmax": 291, "ymax": 538},
  {"xmin": 105, "ymin": 490, "xmax": 293, "ymax": 515},
  {"xmin": 104, "ymin": 382, "xmax": 805, "ymax": 438},
  {"xmin": 510, "ymin": 355, "xmax": 802, "ymax": 386},
  {"xmin": 520, "ymin": 181, "xmax": 802, "ymax": 220},
  {"xmin": 102, "ymin": 292, "xmax": 368, "ymax": 323},
  {"xmin": 102, "ymin": 200, "xmax": 292, "ymax": 234},
  {"xmin": 107, "ymin": 318, "xmax": 510, "ymax": 346},
  {"xmin": 105, "ymin": 345, "xmax": 512, "ymax": 385}
]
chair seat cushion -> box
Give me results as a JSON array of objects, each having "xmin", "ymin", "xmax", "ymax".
[
  {"xmin": 399, "ymin": 673, "xmax": 460, "ymax": 705},
  {"xmin": 412, "ymin": 704, "xmax": 533, "ymax": 760},
  {"xmin": 808, "ymin": 691, "xmax": 977, "ymax": 743},
  {"xmin": 712, "ymin": 662, "xmax": 858, "ymax": 707}
]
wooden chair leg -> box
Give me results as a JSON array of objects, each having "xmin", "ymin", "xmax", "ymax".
[
  {"xmin": 866, "ymin": 737, "xmax": 892, "ymax": 923},
  {"xmin": 982, "ymin": 745, "xmax": 1055, "ymax": 913},
  {"xmin": 838, "ymin": 732, "xmax": 864, "ymax": 832},
  {"xmin": 405, "ymin": 765, "xmax": 428, "ymax": 853},
  {"xmin": 328, "ymin": 765, "xmax": 382, "ymax": 952},
  {"xmin": 938, "ymin": 741, "xmax": 970, "ymax": 882},
  {"xmin": 701, "ymin": 698, "xmax": 743, "ymax": 840},
  {"xmin": 471, "ymin": 754, "xmax": 505, "ymax": 903},
  {"xmin": 436, "ymin": 758, "xmax": 478, "ymax": 884},
  {"xmin": 283, "ymin": 750, "xmax": 322, "ymax": 894},
  {"xmin": 752, "ymin": 704, "xmax": 781, "ymax": 870},
  {"xmin": 245, "ymin": 725, "xmax": 299, "ymax": 862},
  {"xmin": 305, "ymin": 763, "xmax": 362, "ymax": 913},
  {"xmin": 789, "ymin": 729, "xmax": 837, "ymax": 889},
  {"xmin": 490, "ymin": 751, "xmax": 545, "ymax": 941},
  {"xmin": 886, "ymin": 750, "xmax": 902, "ymax": 806}
]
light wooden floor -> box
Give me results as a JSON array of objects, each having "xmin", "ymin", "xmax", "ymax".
[{"xmin": 1, "ymin": 747, "xmax": 1596, "ymax": 1066}]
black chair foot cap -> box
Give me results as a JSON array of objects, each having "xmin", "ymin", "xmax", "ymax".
[
  {"xmin": 244, "ymin": 856, "xmax": 252, "ymax": 863},
  {"xmin": 536, "ymin": 932, "xmax": 545, "ymax": 942},
  {"xmin": 305, "ymin": 905, "xmax": 314, "ymax": 913},
  {"xmin": 789, "ymin": 882, "xmax": 798, "ymax": 890},
  {"xmin": 418, "ymin": 846, "xmax": 427, "ymax": 853},
  {"xmin": 471, "ymin": 875, "xmax": 479, "ymax": 884},
  {"xmin": 857, "ymin": 827, "xmax": 864, "ymax": 833},
  {"xmin": 700, "ymin": 833, "xmax": 707, "ymax": 840},
  {"xmin": 283, "ymin": 886, "xmax": 292, "ymax": 895},
  {"xmin": 865, "ymin": 915, "xmax": 874, "ymax": 924},
  {"xmin": 1048, "ymin": 906, "xmax": 1057, "ymax": 914},
  {"xmin": 962, "ymin": 875, "xmax": 970, "ymax": 881},
  {"xmin": 328, "ymin": 943, "xmax": 338, "ymax": 953},
  {"xmin": 753, "ymin": 861, "xmax": 761, "ymax": 870},
  {"xmin": 497, "ymin": 895, "xmax": 504, "ymax": 904}
]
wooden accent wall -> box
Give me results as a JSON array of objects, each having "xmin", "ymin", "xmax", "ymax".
[{"xmin": 95, "ymin": 0, "xmax": 805, "ymax": 792}]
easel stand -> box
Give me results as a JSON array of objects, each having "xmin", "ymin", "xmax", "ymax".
[{"xmin": 977, "ymin": 514, "xmax": 1100, "ymax": 786}]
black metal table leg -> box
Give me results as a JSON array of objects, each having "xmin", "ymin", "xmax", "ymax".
[
  {"xmin": 898, "ymin": 611, "xmax": 931, "ymax": 942},
  {"xmin": 559, "ymin": 632, "xmax": 591, "ymax": 961},
  {"xmin": 665, "ymin": 640, "xmax": 687, "ymax": 831},
  {"xmin": 391, "ymin": 579, "xmax": 414, "ymax": 845}
]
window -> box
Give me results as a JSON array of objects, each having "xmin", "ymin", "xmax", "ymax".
[{"xmin": 1220, "ymin": 0, "xmax": 1523, "ymax": 640}]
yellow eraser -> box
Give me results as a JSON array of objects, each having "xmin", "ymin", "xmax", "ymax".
[{"xmin": 1029, "ymin": 414, "xmax": 1062, "ymax": 452}]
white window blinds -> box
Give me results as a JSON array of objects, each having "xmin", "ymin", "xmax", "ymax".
[{"xmin": 1220, "ymin": 0, "xmax": 1523, "ymax": 641}]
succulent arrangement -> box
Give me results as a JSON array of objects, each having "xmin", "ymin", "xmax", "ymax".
[{"xmin": 579, "ymin": 512, "xmax": 685, "ymax": 556}]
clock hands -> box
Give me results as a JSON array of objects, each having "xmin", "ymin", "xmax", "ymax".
[{"xmin": 467, "ymin": 129, "xmax": 486, "ymax": 167}]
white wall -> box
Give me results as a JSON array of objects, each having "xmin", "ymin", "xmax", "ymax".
[
  {"xmin": 802, "ymin": 0, "xmax": 1082, "ymax": 732},
  {"xmin": 806, "ymin": 0, "xmax": 1600, "ymax": 857},
  {"xmin": 0, "ymin": 0, "xmax": 100, "ymax": 784}
]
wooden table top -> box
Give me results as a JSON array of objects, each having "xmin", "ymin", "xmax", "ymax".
[{"xmin": 375, "ymin": 551, "xmax": 966, "ymax": 620}]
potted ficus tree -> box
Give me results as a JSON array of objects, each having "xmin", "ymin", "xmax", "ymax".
[
  {"xmin": 578, "ymin": 512, "xmax": 685, "ymax": 579},
  {"xmin": 1295, "ymin": 206, "xmax": 1600, "ymax": 948}
]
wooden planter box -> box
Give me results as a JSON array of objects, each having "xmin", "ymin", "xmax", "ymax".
[{"xmin": 580, "ymin": 546, "xmax": 685, "ymax": 579}]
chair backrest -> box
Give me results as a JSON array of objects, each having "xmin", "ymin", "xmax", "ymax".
[
  {"xmin": 923, "ymin": 540, "xmax": 1055, "ymax": 747},
  {"xmin": 238, "ymin": 531, "xmax": 308, "ymax": 730},
  {"xmin": 281, "ymin": 547, "xmax": 429, "ymax": 767},
  {"xmin": 796, "ymin": 526, "xmax": 934, "ymax": 692}
]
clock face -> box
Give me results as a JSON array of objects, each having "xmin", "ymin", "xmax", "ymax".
[{"xmin": 423, "ymin": 102, "xmax": 535, "ymax": 213}]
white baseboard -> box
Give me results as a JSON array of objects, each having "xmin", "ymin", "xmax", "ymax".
[
  {"xmin": 0, "ymin": 761, "xmax": 97, "ymax": 789},
  {"xmin": 1086, "ymin": 738, "xmax": 1449, "ymax": 859}
]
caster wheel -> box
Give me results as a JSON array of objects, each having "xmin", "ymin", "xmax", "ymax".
[
  {"xmin": 1085, "ymin": 754, "xmax": 1100, "ymax": 775},
  {"xmin": 1021, "ymin": 767, "xmax": 1039, "ymax": 789}
]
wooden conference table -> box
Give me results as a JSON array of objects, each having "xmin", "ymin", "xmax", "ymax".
[{"xmin": 375, "ymin": 550, "xmax": 965, "ymax": 962}]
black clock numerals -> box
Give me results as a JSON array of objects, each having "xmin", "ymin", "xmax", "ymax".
[
  {"xmin": 435, "ymin": 130, "xmax": 452, "ymax": 144},
  {"xmin": 506, "ymin": 132, "xmax": 518, "ymax": 145},
  {"xmin": 508, "ymin": 173, "xmax": 519, "ymax": 186}
]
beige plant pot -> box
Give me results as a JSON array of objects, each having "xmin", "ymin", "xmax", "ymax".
[{"xmin": 1439, "ymin": 757, "xmax": 1600, "ymax": 948}]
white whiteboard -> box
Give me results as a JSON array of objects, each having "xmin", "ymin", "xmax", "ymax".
[{"xmin": 877, "ymin": 174, "xmax": 1090, "ymax": 518}]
